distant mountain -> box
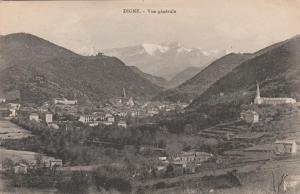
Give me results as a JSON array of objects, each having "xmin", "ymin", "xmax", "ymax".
[
  {"xmin": 0, "ymin": 33, "xmax": 162, "ymax": 104},
  {"xmin": 103, "ymin": 42, "xmax": 227, "ymax": 80},
  {"xmin": 189, "ymin": 34, "xmax": 300, "ymax": 111},
  {"xmin": 155, "ymin": 53, "xmax": 253, "ymax": 102},
  {"xmin": 168, "ymin": 66, "xmax": 203, "ymax": 88},
  {"xmin": 129, "ymin": 66, "xmax": 168, "ymax": 88}
]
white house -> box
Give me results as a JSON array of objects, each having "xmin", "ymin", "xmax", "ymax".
[
  {"xmin": 171, "ymin": 151, "xmax": 213, "ymax": 167},
  {"xmin": 275, "ymin": 140, "xmax": 297, "ymax": 154},
  {"xmin": 54, "ymin": 98, "xmax": 77, "ymax": 105},
  {"xmin": 8, "ymin": 103, "xmax": 21, "ymax": 110},
  {"xmin": 79, "ymin": 115, "xmax": 96, "ymax": 123},
  {"xmin": 105, "ymin": 113, "xmax": 115, "ymax": 122},
  {"xmin": 43, "ymin": 113, "xmax": 53, "ymax": 123},
  {"xmin": 117, "ymin": 120, "xmax": 127, "ymax": 128},
  {"xmin": 240, "ymin": 110, "xmax": 259, "ymax": 123},
  {"xmin": 14, "ymin": 163, "xmax": 28, "ymax": 174},
  {"xmin": 9, "ymin": 109, "xmax": 17, "ymax": 117},
  {"xmin": 29, "ymin": 113, "xmax": 39, "ymax": 122}
]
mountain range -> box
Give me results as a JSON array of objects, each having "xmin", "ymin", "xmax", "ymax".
[
  {"xmin": 156, "ymin": 34, "xmax": 300, "ymax": 108},
  {"xmin": 0, "ymin": 33, "xmax": 162, "ymax": 104},
  {"xmin": 103, "ymin": 42, "xmax": 227, "ymax": 80},
  {"xmin": 155, "ymin": 53, "xmax": 253, "ymax": 102}
]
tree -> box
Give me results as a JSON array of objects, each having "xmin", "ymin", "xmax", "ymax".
[
  {"xmin": 34, "ymin": 153, "xmax": 43, "ymax": 168},
  {"xmin": 271, "ymin": 170, "xmax": 288, "ymax": 194},
  {"xmin": 183, "ymin": 124, "xmax": 194, "ymax": 134},
  {"xmin": 2, "ymin": 158, "xmax": 14, "ymax": 174},
  {"xmin": 57, "ymin": 171, "xmax": 89, "ymax": 194}
]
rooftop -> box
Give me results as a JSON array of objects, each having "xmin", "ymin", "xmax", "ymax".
[{"xmin": 275, "ymin": 139, "xmax": 296, "ymax": 144}]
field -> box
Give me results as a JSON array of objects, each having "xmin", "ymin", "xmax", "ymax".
[
  {"xmin": 0, "ymin": 120, "xmax": 55, "ymax": 164},
  {"xmin": 0, "ymin": 120, "xmax": 32, "ymax": 140}
]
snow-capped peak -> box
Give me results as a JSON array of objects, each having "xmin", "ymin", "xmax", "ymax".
[
  {"xmin": 197, "ymin": 48, "xmax": 231, "ymax": 57},
  {"xmin": 141, "ymin": 43, "xmax": 169, "ymax": 56},
  {"xmin": 177, "ymin": 47, "xmax": 192, "ymax": 53}
]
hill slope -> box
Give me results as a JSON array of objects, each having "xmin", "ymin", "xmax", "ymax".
[
  {"xmin": 155, "ymin": 53, "xmax": 253, "ymax": 102},
  {"xmin": 0, "ymin": 33, "xmax": 162, "ymax": 104},
  {"xmin": 189, "ymin": 34, "xmax": 300, "ymax": 111},
  {"xmin": 168, "ymin": 66, "xmax": 203, "ymax": 88},
  {"xmin": 129, "ymin": 66, "xmax": 168, "ymax": 88}
]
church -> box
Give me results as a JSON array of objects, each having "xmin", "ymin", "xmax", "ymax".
[{"xmin": 254, "ymin": 83, "xmax": 296, "ymax": 105}]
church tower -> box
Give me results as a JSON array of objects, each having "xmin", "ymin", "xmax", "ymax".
[
  {"xmin": 254, "ymin": 82, "xmax": 263, "ymax": 104},
  {"xmin": 122, "ymin": 88, "xmax": 127, "ymax": 98},
  {"xmin": 256, "ymin": 82, "xmax": 260, "ymax": 98}
]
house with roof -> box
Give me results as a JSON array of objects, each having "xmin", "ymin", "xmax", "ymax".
[
  {"xmin": 240, "ymin": 110, "xmax": 259, "ymax": 123},
  {"xmin": 275, "ymin": 140, "xmax": 297, "ymax": 154},
  {"xmin": 117, "ymin": 120, "xmax": 127, "ymax": 128},
  {"xmin": 169, "ymin": 151, "xmax": 213, "ymax": 168},
  {"xmin": 42, "ymin": 112, "xmax": 53, "ymax": 123},
  {"xmin": 14, "ymin": 163, "xmax": 29, "ymax": 174},
  {"xmin": 8, "ymin": 103, "xmax": 21, "ymax": 110},
  {"xmin": 53, "ymin": 98, "xmax": 77, "ymax": 105},
  {"xmin": 105, "ymin": 113, "xmax": 115, "ymax": 122},
  {"xmin": 29, "ymin": 113, "xmax": 40, "ymax": 122}
]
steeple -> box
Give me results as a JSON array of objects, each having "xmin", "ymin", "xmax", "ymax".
[
  {"xmin": 122, "ymin": 88, "xmax": 127, "ymax": 98},
  {"xmin": 254, "ymin": 82, "xmax": 262, "ymax": 104},
  {"xmin": 256, "ymin": 82, "xmax": 260, "ymax": 98}
]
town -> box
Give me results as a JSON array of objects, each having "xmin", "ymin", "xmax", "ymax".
[{"xmin": 1, "ymin": 81, "xmax": 300, "ymax": 193}]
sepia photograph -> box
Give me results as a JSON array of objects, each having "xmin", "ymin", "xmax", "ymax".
[{"xmin": 1, "ymin": 0, "xmax": 300, "ymax": 193}]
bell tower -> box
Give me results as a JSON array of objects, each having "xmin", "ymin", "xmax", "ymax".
[{"xmin": 254, "ymin": 82, "xmax": 262, "ymax": 104}]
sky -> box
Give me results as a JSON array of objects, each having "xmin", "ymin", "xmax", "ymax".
[{"xmin": 1, "ymin": 0, "xmax": 300, "ymax": 55}]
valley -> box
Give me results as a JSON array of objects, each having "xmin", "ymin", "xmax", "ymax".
[{"xmin": 1, "ymin": 33, "xmax": 300, "ymax": 194}]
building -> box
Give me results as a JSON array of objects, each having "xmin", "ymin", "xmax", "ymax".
[
  {"xmin": 105, "ymin": 113, "xmax": 115, "ymax": 122},
  {"xmin": 171, "ymin": 151, "xmax": 213, "ymax": 167},
  {"xmin": 0, "ymin": 98, "xmax": 6, "ymax": 103},
  {"xmin": 49, "ymin": 123, "xmax": 59, "ymax": 129},
  {"xmin": 254, "ymin": 83, "xmax": 296, "ymax": 105},
  {"xmin": 275, "ymin": 140, "xmax": 297, "ymax": 154},
  {"xmin": 53, "ymin": 98, "xmax": 77, "ymax": 105},
  {"xmin": 240, "ymin": 110, "xmax": 259, "ymax": 123},
  {"xmin": 42, "ymin": 158, "xmax": 63, "ymax": 168},
  {"xmin": 126, "ymin": 97, "xmax": 135, "ymax": 107},
  {"xmin": 14, "ymin": 163, "xmax": 28, "ymax": 174},
  {"xmin": 8, "ymin": 103, "xmax": 21, "ymax": 110},
  {"xmin": 42, "ymin": 113, "xmax": 53, "ymax": 123},
  {"xmin": 9, "ymin": 109, "xmax": 17, "ymax": 117},
  {"xmin": 49, "ymin": 159, "xmax": 63, "ymax": 167},
  {"xmin": 78, "ymin": 115, "xmax": 97, "ymax": 123},
  {"xmin": 29, "ymin": 113, "xmax": 40, "ymax": 122},
  {"xmin": 147, "ymin": 108, "xmax": 159, "ymax": 116},
  {"xmin": 117, "ymin": 120, "xmax": 127, "ymax": 128},
  {"xmin": 88, "ymin": 122, "xmax": 99, "ymax": 127},
  {"xmin": 100, "ymin": 121, "xmax": 113, "ymax": 126}
]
